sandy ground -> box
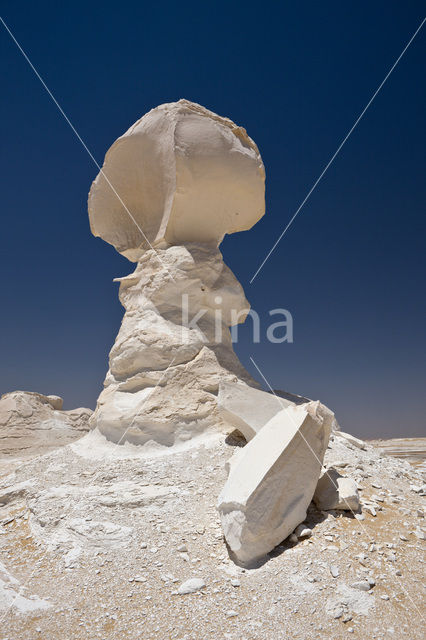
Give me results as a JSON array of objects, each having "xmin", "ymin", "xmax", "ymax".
[{"xmin": 0, "ymin": 431, "xmax": 425, "ymax": 640}]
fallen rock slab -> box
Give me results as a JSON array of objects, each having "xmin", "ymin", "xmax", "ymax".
[
  {"xmin": 336, "ymin": 431, "xmax": 367, "ymax": 450},
  {"xmin": 313, "ymin": 467, "xmax": 360, "ymax": 511},
  {"xmin": 218, "ymin": 401, "xmax": 332, "ymax": 566}
]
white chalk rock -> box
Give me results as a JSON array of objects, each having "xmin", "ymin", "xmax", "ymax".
[
  {"xmin": 218, "ymin": 381, "xmax": 294, "ymax": 441},
  {"xmin": 177, "ymin": 578, "xmax": 206, "ymax": 594},
  {"xmin": 46, "ymin": 395, "xmax": 63, "ymax": 410},
  {"xmin": 294, "ymin": 524, "xmax": 312, "ymax": 538},
  {"xmin": 88, "ymin": 99, "xmax": 265, "ymax": 261},
  {"xmin": 90, "ymin": 244, "xmax": 260, "ymax": 446},
  {"xmin": 313, "ymin": 468, "xmax": 360, "ymax": 511},
  {"xmin": 218, "ymin": 401, "xmax": 332, "ymax": 566},
  {"xmin": 336, "ymin": 431, "xmax": 367, "ymax": 450},
  {"xmin": 0, "ymin": 391, "xmax": 92, "ymax": 458}
]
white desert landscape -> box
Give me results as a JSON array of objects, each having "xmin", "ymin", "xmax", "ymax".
[{"xmin": 0, "ymin": 101, "xmax": 424, "ymax": 640}]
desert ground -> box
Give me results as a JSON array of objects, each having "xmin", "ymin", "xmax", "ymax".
[{"xmin": 1, "ymin": 422, "xmax": 424, "ymax": 640}]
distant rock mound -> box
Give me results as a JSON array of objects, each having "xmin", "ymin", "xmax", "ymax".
[{"xmin": 0, "ymin": 391, "xmax": 92, "ymax": 458}]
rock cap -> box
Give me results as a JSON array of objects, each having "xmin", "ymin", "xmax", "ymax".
[{"xmin": 88, "ymin": 99, "xmax": 265, "ymax": 260}]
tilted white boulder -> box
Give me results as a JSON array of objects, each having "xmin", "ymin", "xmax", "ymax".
[
  {"xmin": 88, "ymin": 99, "xmax": 265, "ymax": 261},
  {"xmin": 217, "ymin": 401, "xmax": 332, "ymax": 566},
  {"xmin": 218, "ymin": 381, "xmax": 294, "ymax": 441},
  {"xmin": 313, "ymin": 467, "xmax": 360, "ymax": 511},
  {"xmin": 218, "ymin": 381, "xmax": 337, "ymax": 443}
]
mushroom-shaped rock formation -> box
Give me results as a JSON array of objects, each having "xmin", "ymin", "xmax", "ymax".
[
  {"xmin": 89, "ymin": 99, "xmax": 265, "ymax": 261},
  {"xmin": 89, "ymin": 101, "xmax": 264, "ymax": 446}
]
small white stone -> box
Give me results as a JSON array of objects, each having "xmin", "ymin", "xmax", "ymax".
[
  {"xmin": 177, "ymin": 578, "xmax": 206, "ymax": 595},
  {"xmin": 295, "ymin": 525, "xmax": 312, "ymax": 539},
  {"xmin": 351, "ymin": 581, "xmax": 371, "ymax": 591},
  {"xmin": 414, "ymin": 527, "xmax": 425, "ymax": 540},
  {"xmin": 329, "ymin": 565, "xmax": 340, "ymax": 578}
]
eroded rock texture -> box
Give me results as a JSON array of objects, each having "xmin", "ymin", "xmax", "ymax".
[
  {"xmin": 218, "ymin": 401, "xmax": 333, "ymax": 566},
  {"xmin": 88, "ymin": 99, "xmax": 265, "ymax": 261},
  {"xmin": 88, "ymin": 101, "xmax": 265, "ymax": 446},
  {"xmin": 0, "ymin": 391, "xmax": 91, "ymax": 458},
  {"xmin": 90, "ymin": 244, "xmax": 260, "ymax": 446}
]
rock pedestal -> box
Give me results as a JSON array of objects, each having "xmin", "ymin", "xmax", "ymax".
[{"xmin": 90, "ymin": 244, "xmax": 259, "ymax": 446}]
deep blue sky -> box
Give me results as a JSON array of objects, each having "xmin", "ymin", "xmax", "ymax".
[{"xmin": 1, "ymin": 2, "xmax": 425, "ymax": 438}]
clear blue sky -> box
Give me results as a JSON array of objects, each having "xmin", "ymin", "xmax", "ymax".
[{"xmin": 1, "ymin": 2, "xmax": 425, "ymax": 438}]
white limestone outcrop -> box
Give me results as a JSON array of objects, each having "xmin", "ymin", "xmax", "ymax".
[
  {"xmin": 88, "ymin": 100, "xmax": 265, "ymax": 261},
  {"xmin": 0, "ymin": 391, "xmax": 92, "ymax": 458},
  {"xmin": 90, "ymin": 244, "xmax": 260, "ymax": 446},
  {"xmin": 313, "ymin": 467, "xmax": 360, "ymax": 511},
  {"xmin": 217, "ymin": 401, "xmax": 332, "ymax": 566}
]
